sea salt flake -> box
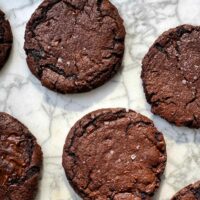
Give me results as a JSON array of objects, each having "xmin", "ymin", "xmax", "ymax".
[
  {"xmin": 110, "ymin": 150, "xmax": 114, "ymax": 155},
  {"xmin": 194, "ymin": 76, "xmax": 198, "ymax": 80},
  {"xmin": 182, "ymin": 79, "xmax": 187, "ymax": 84},
  {"xmin": 115, "ymin": 159, "xmax": 121, "ymax": 163},
  {"xmin": 136, "ymin": 145, "xmax": 140, "ymax": 150},
  {"xmin": 58, "ymin": 57, "xmax": 63, "ymax": 63},
  {"xmin": 131, "ymin": 154, "xmax": 136, "ymax": 161}
]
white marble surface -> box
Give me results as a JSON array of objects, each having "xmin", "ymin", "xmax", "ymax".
[{"xmin": 0, "ymin": 0, "xmax": 200, "ymax": 199}]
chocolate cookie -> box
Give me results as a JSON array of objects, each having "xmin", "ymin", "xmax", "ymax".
[
  {"xmin": 62, "ymin": 108, "xmax": 166, "ymax": 199},
  {"xmin": 142, "ymin": 24, "xmax": 200, "ymax": 128},
  {"xmin": 0, "ymin": 10, "xmax": 12, "ymax": 70},
  {"xmin": 171, "ymin": 181, "xmax": 200, "ymax": 200},
  {"xmin": 0, "ymin": 112, "xmax": 42, "ymax": 200},
  {"xmin": 24, "ymin": 0, "xmax": 125, "ymax": 93}
]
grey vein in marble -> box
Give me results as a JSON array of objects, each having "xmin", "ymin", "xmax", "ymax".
[{"xmin": 0, "ymin": 0, "xmax": 200, "ymax": 199}]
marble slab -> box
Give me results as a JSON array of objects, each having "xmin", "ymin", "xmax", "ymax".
[{"xmin": 0, "ymin": 0, "xmax": 200, "ymax": 199}]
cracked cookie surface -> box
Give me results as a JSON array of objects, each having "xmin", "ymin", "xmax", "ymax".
[
  {"xmin": 142, "ymin": 24, "xmax": 200, "ymax": 128},
  {"xmin": 0, "ymin": 113, "xmax": 43, "ymax": 200},
  {"xmin": 24, "ymin": 0, "xmax": 125, "ymax": 93},
  {"xmin": 0, "ymin": 10, "xmax": 12, "ymax": 70},
  {"xmin": 62, "ymin": 108, "xmax": 166, "ymax": 199},
  {"xmin": 171, "ymin": 181, "xmax": 200, "ymax": 200}
]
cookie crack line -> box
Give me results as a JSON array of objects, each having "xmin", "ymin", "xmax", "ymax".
[
  {"xmin": 171, "ymin": 181, "xmax": 200, "ymax": 199},
  {"xmin": 168, "ymin": 27, "xmax": 199, "ymax": 118},
  {"xmin": 0, "ymin": 40, "xmax": 12, "ymax": 45},
  {"xmin": 125, "ymin": 120, "xmax": 166, "ymax": 157},
  {"xmin": 0, "ymin": 9, "xmax": 13, "ymax": 70},
  {"xmin": 24, "ymin": 0, "xmax": 125, "ymax": 93},
  {"xmin": 30, "ymin": 0, "xmax": 62, "ymax": 32},
  {"xmin": 0, "ymin": 113, "xmax": 43, "ymax": 200},
  {"xmin": 142, "ymin": 24, "xmax": 200, "ymax": 128},
  {"xmin": 41, "ymin": 64, "xmax": 77, "ymax": 79},
  {"xmin": 63, "ymin": 109, "xmax": 166, "ymax": 199},
  {"xmin": 153, "ymin": 25, "xmax": 194, "ymax": 54},
  {"xmin": 67, "ymin": 109, "xmax": 165, "ymax": 156},
  {"xmin": 66, "ymin": 110, "xmax": 127, "ymax": 154},
  {"xmin": 154, "ymin": 26, "xmax": 195, "ymax": 87},
  {"xmin": 0, "ymin": 135, "xmax": 36, "ymax": 186}
]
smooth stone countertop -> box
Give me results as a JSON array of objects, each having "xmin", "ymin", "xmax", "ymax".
[{"xmin": 0, "ymin": 0, "xmax": 200, "ymax": 199}]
